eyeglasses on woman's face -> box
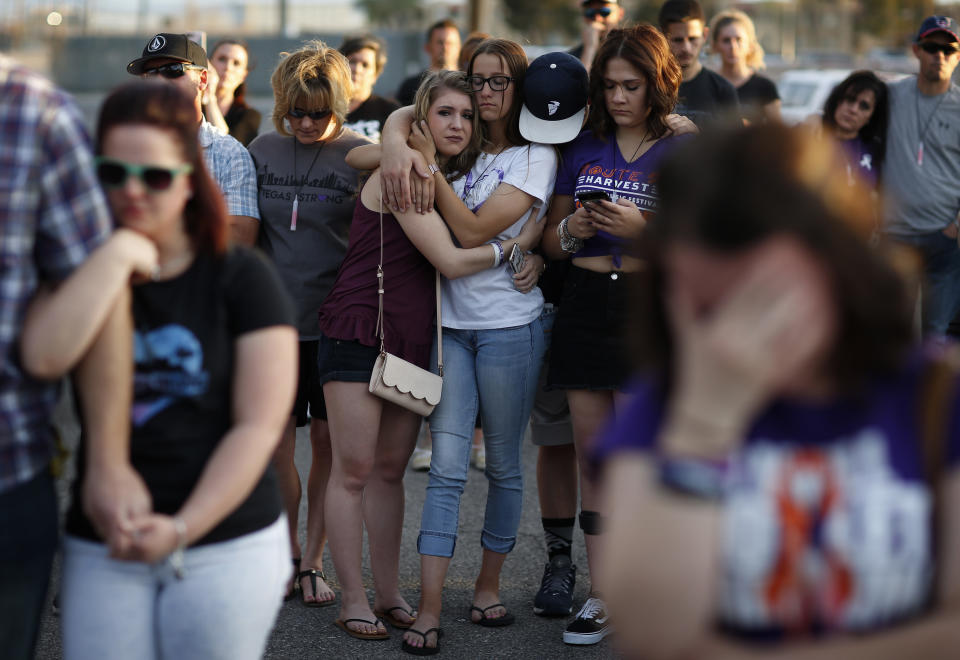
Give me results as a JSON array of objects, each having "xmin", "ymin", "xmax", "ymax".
[{"xmin": 467, "ymin": 75, "xmax": 513, "ymax": 92}]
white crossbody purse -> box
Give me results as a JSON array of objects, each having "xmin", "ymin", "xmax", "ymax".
[{"xmin": 367, "ymin": 187, "xmax": 443, "ymax": 417}]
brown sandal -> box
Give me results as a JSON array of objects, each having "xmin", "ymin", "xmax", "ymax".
[
  {"xmin": 335, "ymin": 617, "xmax": 390, "ymax": 640},
  {"xmin": 374, "ymin": 605, "xmax": 417, "ymax": 629}
]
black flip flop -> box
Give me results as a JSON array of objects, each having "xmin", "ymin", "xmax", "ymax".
[
  {"xmin": 298, "ymin": 569, "xmax": 335, "ymax": 608},
  {"xmin": 470, "ymin": 603, "xmax": 515, "ymax": 627},
  {"xmin": 401, "ymin": 627, "xmax": 443, "ymax": 656}
]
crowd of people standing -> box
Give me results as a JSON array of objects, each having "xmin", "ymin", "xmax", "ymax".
[{"xmin": 2, "ymin": 3, "xmax": 960, "ymax": 659}]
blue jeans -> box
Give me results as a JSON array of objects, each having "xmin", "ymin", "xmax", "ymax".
[
  {"xmin": 418, "ymin": 317, "xmax": 546, "ymax": 557},
  {"xmin": 889, "ymin": 231, "xmax": 960, "ymax": 336}
]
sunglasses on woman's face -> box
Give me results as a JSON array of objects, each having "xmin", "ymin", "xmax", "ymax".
[
  {"xmin": 287, "ymin": 107, "xmax": 333, "ymax": 120},
  {"xmin": 583, "ymin": 7, "xmax": 613, "ymax": 19},
  {"xmin": 95, "ymin": 157, "xmax": 193, "ymax": 192},
  {"xmin": 919, "ymin": 41, "xmax": 960, "ymax": 56},
  {"xmin": 141, "ymin": 62, "xmax": 204, "ymax": 79}
]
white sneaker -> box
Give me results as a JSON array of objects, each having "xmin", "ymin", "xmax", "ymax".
[
  {"xmin": 563, "ymin": 597, "xmax": 610, "ymax": 645},
  {"xmin": 471, "ymin": 443, "xmax": 486, "ymax": 471},
  {"xmin": 410, "ymin": 447, "xmax": 432, "ymax": 471}
]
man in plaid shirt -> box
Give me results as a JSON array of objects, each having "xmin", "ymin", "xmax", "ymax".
[{"xmin": 0, "ymin": 56, "xmax": 141, "ymax": 659}]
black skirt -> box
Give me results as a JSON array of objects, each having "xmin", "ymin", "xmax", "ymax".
[{"xmin": 546, "ymin": 265, "xmax": 636, "ymax": 391}]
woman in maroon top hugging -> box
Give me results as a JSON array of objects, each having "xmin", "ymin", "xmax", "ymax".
[{"xmin": 316, "ymin": 70, "xmax": 544, "ymax": 641}]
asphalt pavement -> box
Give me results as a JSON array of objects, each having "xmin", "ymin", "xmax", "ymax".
[{"xmin": 34, "ymin": 398, "xmax": 615, "ymax": 659}]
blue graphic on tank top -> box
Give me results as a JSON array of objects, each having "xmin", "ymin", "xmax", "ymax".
[{"xmin": 132, "ymin": 324, "xmax": 210, "ymax": 426}]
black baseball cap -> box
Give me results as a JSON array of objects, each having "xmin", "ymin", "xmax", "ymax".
[
  {"xmin": 127, "ymin": 33, "xmax": 208, "ymax": 75},
  {"xmin": 519, "ymin": 52, "xmax": 589, "ymax": 145},
  {"xmin": 916, "ymin": 16, "xmax": 959, "ymax": 43}
]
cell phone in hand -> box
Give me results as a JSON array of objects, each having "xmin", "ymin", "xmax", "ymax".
[
  {"xmin": 575, "ymin": 190, "xmax": 611, "ymax": 206},
  {"xmin": 509, "ymin": 243, "xmax": 526, "ymax": 274}
]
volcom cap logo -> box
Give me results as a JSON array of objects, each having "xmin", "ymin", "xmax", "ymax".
[
  {"xmin": 148, "ymin": 35, "xmax": 166, "ymax": 52},
  {"xmin": 548, "ymin": 101, "xmax": 560, "ymax": 116},
  {"xmin": 937, "ymin": 17, "xmax": 950, "ymax": 28}
]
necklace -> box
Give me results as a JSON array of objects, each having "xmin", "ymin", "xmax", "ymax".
[
  {"xmin": 461, "ymin": 144, "xmax": 507, "ymax": 203},
  {"xmin": 914, "ymin": 82, "xmax": 948, "ymax": 167},
  {"xmin": 616, "ymin": 129, "xmax": 651, "ymax": 167},
  {"xmin": 290, "ymin": 138, "xmax": 325, "ymax": 231}
]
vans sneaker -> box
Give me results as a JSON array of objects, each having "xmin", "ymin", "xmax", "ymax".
[{"xmin": 563, "ymin": 597, "xmax": 610, "ymax": 645}]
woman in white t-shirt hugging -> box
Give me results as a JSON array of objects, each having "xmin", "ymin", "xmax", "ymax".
[{"xmin": 380, "ymin": 38, "xmax": 557, "ymax": 654}]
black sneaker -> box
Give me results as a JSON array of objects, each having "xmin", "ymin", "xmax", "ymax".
[
  {"xmin": 533, "ymin": 554, "xmax": 576, "ymax": 617},
  {"xmin": 563, "ymin": 597, "xmax": 610, "ymax": 645}
]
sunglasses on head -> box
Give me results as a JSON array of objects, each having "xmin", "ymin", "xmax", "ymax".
[
  {"xmin": 584, "ymin": 7, "xmax": 613, "ymax": 18},
  {"xmin": 919, "ymin": 41, "xmax": 960, "ymax": 56},
  {"xmin": 467, "ymin": 75, "xmax": 513, "ymax": 92},
  {"xmin": 287, "ymin": 107, "xmax": 333, "ymax": 120},
  {"xmin": 142, "ymin": 62, "xmax": 204, "ymax": 79},
  {"xmin": 95, "ymin": 157, "xmax": 193, "ymax": 192}
]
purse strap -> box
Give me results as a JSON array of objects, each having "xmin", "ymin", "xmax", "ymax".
[{"xmin": 376, "ymin": 179, "xmax": 444, "ymax": 376}]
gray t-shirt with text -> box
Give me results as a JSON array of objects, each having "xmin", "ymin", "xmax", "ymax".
[
  {"xmin": 249, "ymin": 128, "xmax": 370, "ymax": 337},
  {"xmin": 882, "ymin": 76, "xmax": 960, "ymax": 235}
]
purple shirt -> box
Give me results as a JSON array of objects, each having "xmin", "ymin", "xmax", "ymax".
[
  {"xmin": 555, "ymin": 130, "xmax": 683, "ymax": 267},
  {"xmin": 595, "ymin": 353, "xmax": 960, "ymax": 636},
  {"xmin": 318, "ymin": 200, "xmax": 435, "ymax": 368}
]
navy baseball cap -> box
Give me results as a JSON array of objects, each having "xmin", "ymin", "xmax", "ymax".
[
  {"xmin": 127, "ymin": 33, "xmax": 208, "ymax": 75},
  {"xmin": 519, "ymin": 52, "xmax": 589, "ymax": 145},
  {"xmin": 916, "ymin": 16, "xmax": 959, "ymax": 43}
]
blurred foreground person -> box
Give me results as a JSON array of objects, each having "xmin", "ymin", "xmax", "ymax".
[
  {"xmin": 0, "ymin": 54, "xmax": 116, "ymax": 660},
  {"xmin": 25, "ymin": 81, "xmax": 297, "ymax": 659},
  {"xmin": 597, "ymin": 125, "xmax": 960, "ymax": 659}
]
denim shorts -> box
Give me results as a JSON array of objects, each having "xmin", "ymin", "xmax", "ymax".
[{"xmin": 317, "ymin": 334, "xmax": 381, "ymax": 384}]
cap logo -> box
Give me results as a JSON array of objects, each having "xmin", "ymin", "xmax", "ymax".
[
  {"xmin": 547, "ymin": 101, "xmax": 560, "ymax": 116},
  {"xmin": 937, "ymin": 17, "xmax": 950, "ymax": 28},
  {"xmin": 148, "ymin": 35, "xmax": 166, "ymax": 52}
]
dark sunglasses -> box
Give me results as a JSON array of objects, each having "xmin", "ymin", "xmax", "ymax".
[
  {"xmin": 95, "ymin": 157, "xmax": 193, "ymax": 192},
  {"xmin": 142, "ymin": 62, "xmax": 204, "ymax": 79},
  {"xmin": 842, "ymin": 96, "xmax": 873, "ymax": 112},
  {"xmin": 919, "ymin": 42, "xmax": 960, "ymax": 56},
  {"xmin": 584, "ymin": 7, "xmax": 613, "ymax": 18},
  {"xmin": 287, "ymin": 107, "xmax": 333, "ymax": 120},
  {"xmin": 467, "ymin": 75, "xmax": 513, "ymax": 92}
]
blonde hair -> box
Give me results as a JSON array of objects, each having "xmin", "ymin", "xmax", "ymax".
[
  {"xmin": 270, "ymin": 40, "xmax": 353, "ymax": 136},
  {"xmin": 709, "ymin": 9, "xmax": 766, "ymax": 70},
  {"xmin": 412, "ymin": 70, "xmax": 481, "ymax": 182}
]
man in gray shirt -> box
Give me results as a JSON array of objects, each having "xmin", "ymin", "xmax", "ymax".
[{"xmin": 883, "ymin": 15, "xmax": 960, "ymax": 336}]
